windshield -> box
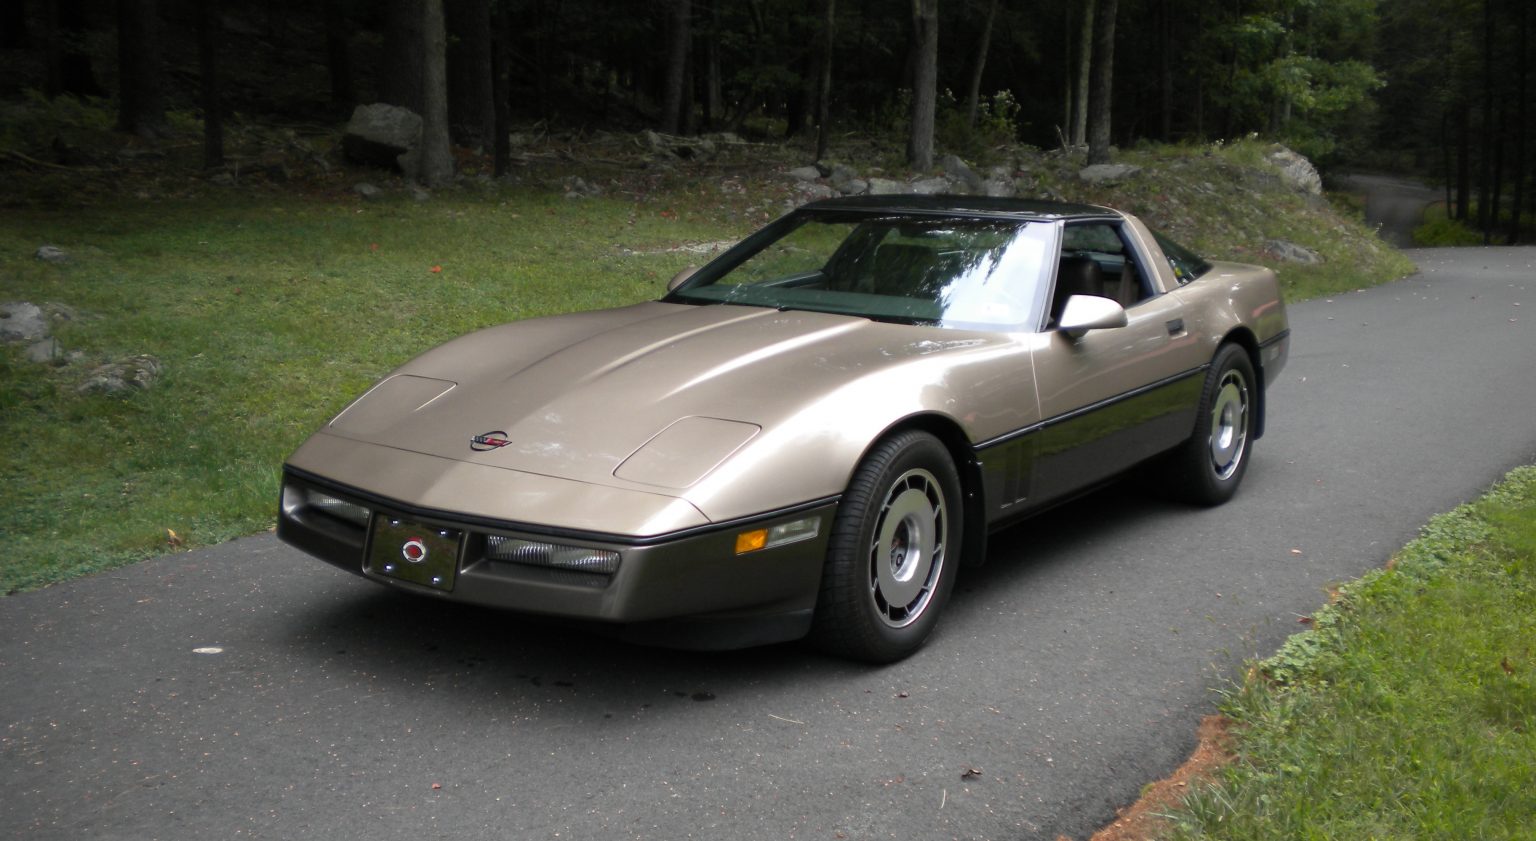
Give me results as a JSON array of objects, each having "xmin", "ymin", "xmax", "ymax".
[{"xmin": 665, "ymin": 213, "xmax": 1057, "ymax": 330}]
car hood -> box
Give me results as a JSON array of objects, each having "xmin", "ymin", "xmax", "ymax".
[{"xmin": 316, "ymin": 302, "xmax": 1008, "ymax": 500}]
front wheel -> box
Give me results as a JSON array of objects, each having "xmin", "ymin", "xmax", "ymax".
[
  {"xmin": 1170, "ymin": 343, "xmax": 1256, "ymax": 505},
  {"xmin": 810, "ymin": 430, "xmax": 962, "ymax": 663}
]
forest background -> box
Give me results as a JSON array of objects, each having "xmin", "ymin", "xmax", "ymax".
[{"xmin": 1, "ymin": 0, "xmax": 1532, "ymax": 243}]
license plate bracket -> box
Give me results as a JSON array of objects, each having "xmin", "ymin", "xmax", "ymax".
[{"xmin": 366, "ymin": 515, "xmax": 462, "ymax": 592}]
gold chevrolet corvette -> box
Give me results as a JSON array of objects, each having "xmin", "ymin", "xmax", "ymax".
[{"xmin": 279, "ymin": 196, "xmax": 1289, "ymax": 662}]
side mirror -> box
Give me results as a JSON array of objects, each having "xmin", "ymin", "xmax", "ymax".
[
  {"xmin": 1057, "ymin": 294, "xmax": 1128, "ymax": 339},
  {"xmin": 667, "ymin": 266, "xmax": 698, "ymax": 292}
]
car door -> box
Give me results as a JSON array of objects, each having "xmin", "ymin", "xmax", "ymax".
[{"xmin": 1027, "ymin": 219, "xmax": 1209, "ymax": 503}]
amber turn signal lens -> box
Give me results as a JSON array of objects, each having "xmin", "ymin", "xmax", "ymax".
[{"xmin": 735, "ymin": 529, "xmax": 768, "ymax": 554}]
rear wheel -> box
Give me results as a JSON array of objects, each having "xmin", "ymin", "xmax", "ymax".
[
  {"xmin": 1171, "ymin": 343, "xmax": 1255, "ymax": 505},
  {"xmin": 810, "ymin": 431, "xmax": 962, "ymax": 663}
]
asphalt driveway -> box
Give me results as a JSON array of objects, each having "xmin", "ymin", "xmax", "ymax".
[{"xmin": 3, "ymin": 247, "xmax": 1533, "ymax": 840}]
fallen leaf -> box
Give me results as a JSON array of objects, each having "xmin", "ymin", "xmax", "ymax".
[
  {"xmin": 1289, "ymin": 548, "xmax": 1303, "ymax": 555},
  {"xmin": 1298, "ymin": 616, "xmax": 1313, "ymax": 624},
  {"xmin": 895, "ymin": 691, "xmax": 909, "ymax": 699},
  {"xmin": 1501, "ymin": 657, "xmax": 1515, "ymax": 675},
  {"xmin": 961, "ymin": 767, "xmax": 982, "ymax": 780},
  {"xmin": 166, "ymin": 528, "xmax": 183, "ymax": 548},
  {"xmin": 431, "ymin": 782, "xmax": 442, "ymax": 790},
  {"xmin": 369, "ymin": 242, "xmax": 379, "ymax": 251},
  {"xmin": 430, "ymin": 265, "xmax": 443, "ymax": 273}
]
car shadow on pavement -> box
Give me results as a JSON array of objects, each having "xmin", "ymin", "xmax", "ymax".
[{"xmin": 272, "ymin": 479, "xmax": 1189, "ymax": 720}]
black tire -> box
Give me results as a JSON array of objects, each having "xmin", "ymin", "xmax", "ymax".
[
  {"xmin": 1171, "ymin": 343, "xmax": 1256, "ymax": 505},
  {"xmin": 810, "ymin": 430, "xmax": 962, "ymax": 663}
]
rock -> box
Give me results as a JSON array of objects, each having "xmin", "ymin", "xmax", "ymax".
[
  {"xmin": 867, "ymin": 177, "xmax": 908, "ymax": 195},
  {"xmin": 26, "ymin": 338, "xmax": 62, "ymax": 364},
  {"xmin": 836, "ymin": 178, "xmax": 869, "ymax": 196},
  {"xmin": 342, "ymin": 103, "xmax": 423, "ymax": 170},
  {"xmin": 982, "ymin": 178, "xmax": 1016, "ymax": 198},
  {"xmin": 209, "ymin": 172, "xmax": 236, "ymax": 187},
  {"xmin": 35, "ymin": 245, "xmax": 69, "ymax": 263},
  {"xmin": 828, "ymin": 164, "xmax": 865, "ymax": 195},
  {"xmin": 1077, "ymin": 163, "xmax": 1142, "ymax": 184},
  {"xmin": 1266, "ymin": 239, "xmax": 1323, "ymax": 264},
  {"xmin": 671, "ymin": 137, "xmax": 717, "ymax": 161},
  {"xmin": 1265, "ymin": 145, "xmax": 1322, "ymax": 195},
  {"xmin": 563, "ymin": 176, "xmax": 602, "ymax": 199},
  {"xmin": 409, "ymin": 185, "xmax": 432, "ymax": 203},
  {"xmin": 354, "ymin": 182, "xmax": 383, "ymax": 201},
  {"xmin": 787, "ymin": 165, "xmax": 823, "ymax": 182},
  {"xmin": 909, "ymin": 177, "xmax": 951, "ymax": 195},
  {"xmin": 794, "ymin": 182, "xmax": 837, "ymax": 201},
  {"xmin": 77, "ymin": 355, "xmax": 162, "ymax": 396},
  {"xmin": 1, "ymin": 301, "xmax": 49, "ymax": 343},
  {"xmin": 940, "ymin": 154, "xmax": 984, "ymax": 192}
]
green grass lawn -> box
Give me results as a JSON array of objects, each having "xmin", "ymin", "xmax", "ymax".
[
  {"xmin": 1, "ymin": 188, "xmax": 748, "ymax": 592},
  {"xmin": 1166, "ymin": 466, "xmax": 1536, "ymax": 840}
]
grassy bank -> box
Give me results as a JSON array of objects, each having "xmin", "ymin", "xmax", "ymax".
[
  {"xmin": 1165, "ymin": 466, "xmax": 1536, "ymax": 839},
  {"xmin": 2, "ymin": 138, "xmax": 1411, "ymax": 593},
  {"xmin": 1, "ymin": 190, "xmax": 740, "ymax": 592}
]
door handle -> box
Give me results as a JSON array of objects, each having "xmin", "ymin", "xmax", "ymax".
[{"xmin": 1166, "ymin": 318, "xmax": 1185, "ymax": 335}]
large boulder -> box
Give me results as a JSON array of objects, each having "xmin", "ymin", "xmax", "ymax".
[
  {"xmin": 1266, "ymin": 239, "xmax": 1323, "ymax": 264},
  {"xmin": 940, "ymin": 154, "xmax": 984, "ymax": 193},
  {"xmin": 1, "ymin": 301, "xmax": 49, "ymax": 343},
  {"xmin": 342, "ymin": 104, "xmax": 423, "ymax": 171},
  {"xmin": 1266, "ymin": 145, "xmax": 1322, "ymax": 196}
]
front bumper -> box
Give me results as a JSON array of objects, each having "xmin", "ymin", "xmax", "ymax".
[{"xmin": 277, "ymin": 467, "xmax": 836, "ymax": 649}]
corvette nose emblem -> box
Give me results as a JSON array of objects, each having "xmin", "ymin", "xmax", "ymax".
[
  {"xmin": 470, "ymin": 430, "xmax": 512, "ymax": 451},
  {"xmin": 401, "ymin": 538, "xmax": 428, "ymax": 564}
]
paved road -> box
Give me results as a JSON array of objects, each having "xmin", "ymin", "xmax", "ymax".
[
  {"xmin": 1337, "ymin": 173, "xmax": 1442, "ymax": 248},
  {"xmin": 4, "ymin": 248, "xmax": 1534, "ymax": 841}
]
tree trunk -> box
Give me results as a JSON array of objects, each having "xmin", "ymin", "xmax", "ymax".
[
  {"xmin": 1456, "ymin": 99, "xmax": 1471, "ymax": 221},
  {"xmin": 117, "ymin": 0, "xmax": 166, "ymax": 137},
  {"xmin": 660, "ymin": 0, "xmax": 691, "ymax": 134},
  {"xmin": 1489, "ymin": 102, "xmax": 1504, "ymax": 244},
  {"xmin": 1509, "ymin": 0, "xmax": 1528, "ymax": 242},
  {"xmin": 198, "ymin": 0, "xmax": 223, "ymax": 169},
  {"xmin": 964, "ymin": 0, "xmax": 998, "ymax": 129},
  {"xmin": 381, "ymin": 0, "xmax": 426, "ymax": 115},
  {"xmin": 785, "ymin": 51, "xmax": 810, "ymax": 138},
  {"xmin": 445, "ymin": 0, "xmax": 494, "ymax": 148},
  {"xmin": 1477, "ymin": 0, "xmax": 1494, "ymax": 236},
  {"xmin": 1087, "ymin": 0, "xmax": 1118, "ymax": 165},
  {"xmin": 491, "ymin": 2, "xmax": 512, "ymax": 177},
  {"xmin": 703, "ymin": 0, "xmax": 723, "ymax": 128},
  {"xmin": 815, "ymin": 0, "xmax": 835, "ymax": 161},
  {"xmin": 324, "ymin": 0, "xmax": 354, "ymax": 114},
  {"xmin": 1073, "ymin": 0, "xmax": 1094, "ymax": 147},
  {"xmin": 906, "ymin": 0, "xmax": 938, "ymax": 171},
  {"xmin": 1441, "ymin": 109, "xmax": 1454, "ymax": 213},
  {"xmin": 418, "ymin": 0, "xmax": 453, "ymax": 188}
]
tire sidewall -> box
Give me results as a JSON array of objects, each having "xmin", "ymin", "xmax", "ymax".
[{"xmin": 1186, "ymin": 344, "xmax": 1256, "ymax": 504}]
